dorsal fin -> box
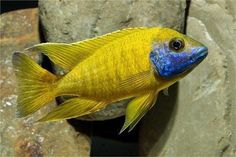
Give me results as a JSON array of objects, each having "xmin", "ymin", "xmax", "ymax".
[{"xmin": 25, "ymin": 27, "xmax": 148, "ymax": 71}]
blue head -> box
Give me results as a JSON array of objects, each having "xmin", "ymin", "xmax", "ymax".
[{"xmin": 150, "ymin": 29, "xmax": 208, "ymax": 79}]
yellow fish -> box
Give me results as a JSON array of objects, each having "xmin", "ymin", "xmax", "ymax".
[{"xmin": 12, "ymin": 27, "xmax": 208, "ymax": 133}]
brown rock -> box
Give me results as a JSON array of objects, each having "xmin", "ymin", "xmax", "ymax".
[
  {"xmin": 15, "ymin": 137, "xmax": 43, "ymax": 157},
  {"xmin": 0, "ymin": 9, "xmax": 90, "ymax": 157}
]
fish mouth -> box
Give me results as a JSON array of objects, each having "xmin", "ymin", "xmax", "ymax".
[
  {"xmin": 191, "ymin": 46, "xmax": 208, "ymax": 64},
  {"xmin": 182, "ymin": 46, "xmax": 208, "ymax": 74}
]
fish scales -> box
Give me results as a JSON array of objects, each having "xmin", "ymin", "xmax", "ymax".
[{"xmin": 56, "ymin": 29, "xmax": 158, "ymax": 100}]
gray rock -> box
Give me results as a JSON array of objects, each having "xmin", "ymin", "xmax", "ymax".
[
  {"xmin": 0, "ymin": 9, "xmax": 90, "ymax": 157},
  {"xmin": 140, "ymin": 0, "xmax": 236, "ymax": 156},
  {"xmin": 39, "ymin": 0, "xmax": 186, "ymax": 120}
]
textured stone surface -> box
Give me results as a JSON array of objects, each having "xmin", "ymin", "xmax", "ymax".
[
  {"xmin": 0, "ymin": 9, "xmax": 90, "ymax": 157},
  {"xmin": 39, "ymin": 0, "xmax": 186, "ymax": 120},
  {"xmin": 140, "ymin": 0, "xmax": 236, "ymax": 156}
]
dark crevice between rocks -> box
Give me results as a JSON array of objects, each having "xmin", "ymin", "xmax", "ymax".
[
  {"xmin": 90, "ymin": 116, "xmax": 139, "ymax": 156},
  {"xmin": 67, "ymin": 109, "xmax": 139, "ymax": 156},
  {"xmin": 183, "ymin": 0, "xmax": 191, "ymax": 34},
  {"xmin": 0, "ymin": 0, "xmax": 38, "ymax": 14},
  {"xmin": 39, "ymin": 21, "xmax": 54, "ymax": 73}
]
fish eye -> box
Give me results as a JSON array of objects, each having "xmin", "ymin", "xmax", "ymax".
[{"xmin": 169, "ymin": 38, "xmax": 185, "ymax": 52}]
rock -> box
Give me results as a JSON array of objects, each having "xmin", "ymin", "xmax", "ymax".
[
  {"xmin": 39, "ymin": 0, "xmax": 186, "ymax": 120},
  {"xmin": 140, "ymin": 0, "xmax": 236, "ymax": 156},
  {"xmin": 0, "ymin": 9, "xmax": 90, "ymax": 157}
]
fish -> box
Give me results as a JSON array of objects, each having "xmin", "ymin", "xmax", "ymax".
[{"xmin": 12, "ymin": 27, "xmax": 208, "ymax": 133}]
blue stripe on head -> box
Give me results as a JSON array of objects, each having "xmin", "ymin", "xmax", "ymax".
[{"xmin": 150, "ymin": 43, "xmax": 208, "ymax": 79}]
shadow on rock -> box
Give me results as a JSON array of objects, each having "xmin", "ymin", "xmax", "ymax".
[{"xmin": 139, "ymin": 83, "xmax": 178, "ymax": 156}]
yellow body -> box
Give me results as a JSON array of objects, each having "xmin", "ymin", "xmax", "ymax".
[
  {"xmin": 12, "ymin": 27, "xmax": 205, "ymax": 133},
  {"xmin": 57, "ymin": 28, "xmax": 161, "ymax": 100}
]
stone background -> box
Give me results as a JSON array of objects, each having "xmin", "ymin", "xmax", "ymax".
[{"xmin": 1, "ymin": 0, "xmax": 235, "ymax": 156}]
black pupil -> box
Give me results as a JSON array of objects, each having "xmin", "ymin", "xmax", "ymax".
[{"xmin": 172, "ymin": 40, "xmax": 182, "ymax": 50}]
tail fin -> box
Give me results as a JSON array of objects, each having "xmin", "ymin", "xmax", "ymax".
[{"xmin": 12, "ymin": 52, "xmax": 57, "ymax": 117}]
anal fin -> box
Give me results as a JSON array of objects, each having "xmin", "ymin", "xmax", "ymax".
[
  {"xmin": 38, "ymin": 98, "xmax": 107, "ymax": 122},
  {"xmin": 119, "ymin": 91, "xmax": 158, "ymax": 134}
]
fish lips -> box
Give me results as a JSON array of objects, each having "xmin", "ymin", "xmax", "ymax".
[
  {"xmin": 180, "ymin": 46, "xmax": 208, "ymax": 75},
  {"xmin": 190, "ymin": 46, "xmax": 208, "ymax": 65}
]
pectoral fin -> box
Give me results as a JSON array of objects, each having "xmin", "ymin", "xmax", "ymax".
[
  {"xmin": 119, "ymin": 91, "xmax": 158, "ymax": 134},
  {"xmin": 38, "ymin": 98, "xmax": 107, "ymax": 122},
  {"xmin": 119, "ymin": 70, "xmax": 151, "ymax": 90}
]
